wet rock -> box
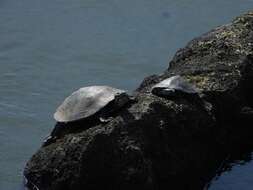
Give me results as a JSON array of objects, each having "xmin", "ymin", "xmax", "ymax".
[{"xmin": 24, "ymin": 11, "xmax": 253, "ymax": 190}]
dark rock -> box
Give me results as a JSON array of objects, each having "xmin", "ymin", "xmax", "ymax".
[{"xmin": 24, "ymin": 11, "xmax": 253, "ymax": 190}]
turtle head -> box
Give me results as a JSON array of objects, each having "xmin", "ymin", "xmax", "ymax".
[
  {"xmin": 151, "ymin": 87, "xmax": 175, "ymax": 97},
  {"xmin": 114, "ymin": 92, "xmax": 130, "ymax": 107}
]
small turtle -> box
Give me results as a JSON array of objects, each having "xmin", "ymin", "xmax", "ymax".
[
  {"xmin": 151, "ymin": 75, "xmax": 199, "ymax": 98},
  {"xmin": 54, "ymin": 85, "xmax": 130, "ymax": 123}
]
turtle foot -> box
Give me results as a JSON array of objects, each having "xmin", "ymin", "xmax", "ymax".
[{"xmin": 99, "ymin": 117, "xmax": 113, "ymax": 123}]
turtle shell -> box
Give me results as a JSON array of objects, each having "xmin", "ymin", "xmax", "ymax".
[
  {"xmin": 151, "ymin": 75, "xmax": 198, "ymax": 96},
  {"xmin": 54, "ymin": 86, "xmax": 126, "ymax": 122}
]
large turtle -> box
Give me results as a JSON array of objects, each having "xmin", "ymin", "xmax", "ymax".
[
  {"xmin": 43, "ymin": 86, "xmax": 130, "ymax": 146},
  {"xmin": 151, "ymin": 75, "xmax": 199, "ymax": 98},
  {"xmin": 54, "ymin": 85, "xmax": 130, "ymax": 123}
]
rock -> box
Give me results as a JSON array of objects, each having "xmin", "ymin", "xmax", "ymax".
[{"xmin": 24, "ymin": 11, "xmax": 253, "ymax": 190}]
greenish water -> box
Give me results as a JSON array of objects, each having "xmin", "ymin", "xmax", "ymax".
[{"xmin": 1, "ymin": 1, "xmax": 253, "ymax": 189}]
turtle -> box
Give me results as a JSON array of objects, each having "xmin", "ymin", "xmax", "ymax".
[
  {"xmin": 43, "ymin": 86, "xmax": 130, "ymax": 146},
  {"xmin": 54, "ymin": 85, "xmax": 130, "ymax": 123},
  {"xmin": 151, "ymin": 75, "xmax": 199, "ymax": 98}
]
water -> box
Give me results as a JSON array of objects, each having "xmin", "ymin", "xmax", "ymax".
[
  {"xmin": 1, "ymin": 0, "xmax": 253, "ymax": 189},
  {"xmin": 208, "ymin": 152, "xmax": 253, "ymax": 190}
]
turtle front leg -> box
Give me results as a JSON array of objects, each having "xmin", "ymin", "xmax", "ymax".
[{"xmin": 99, "ymin": 117, "xmax": 113, "ymax": 123}]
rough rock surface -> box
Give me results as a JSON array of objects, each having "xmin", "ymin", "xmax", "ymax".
[{"xmin": 24, "ymin": 11, "xmax": 253, "ymax": 190}]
